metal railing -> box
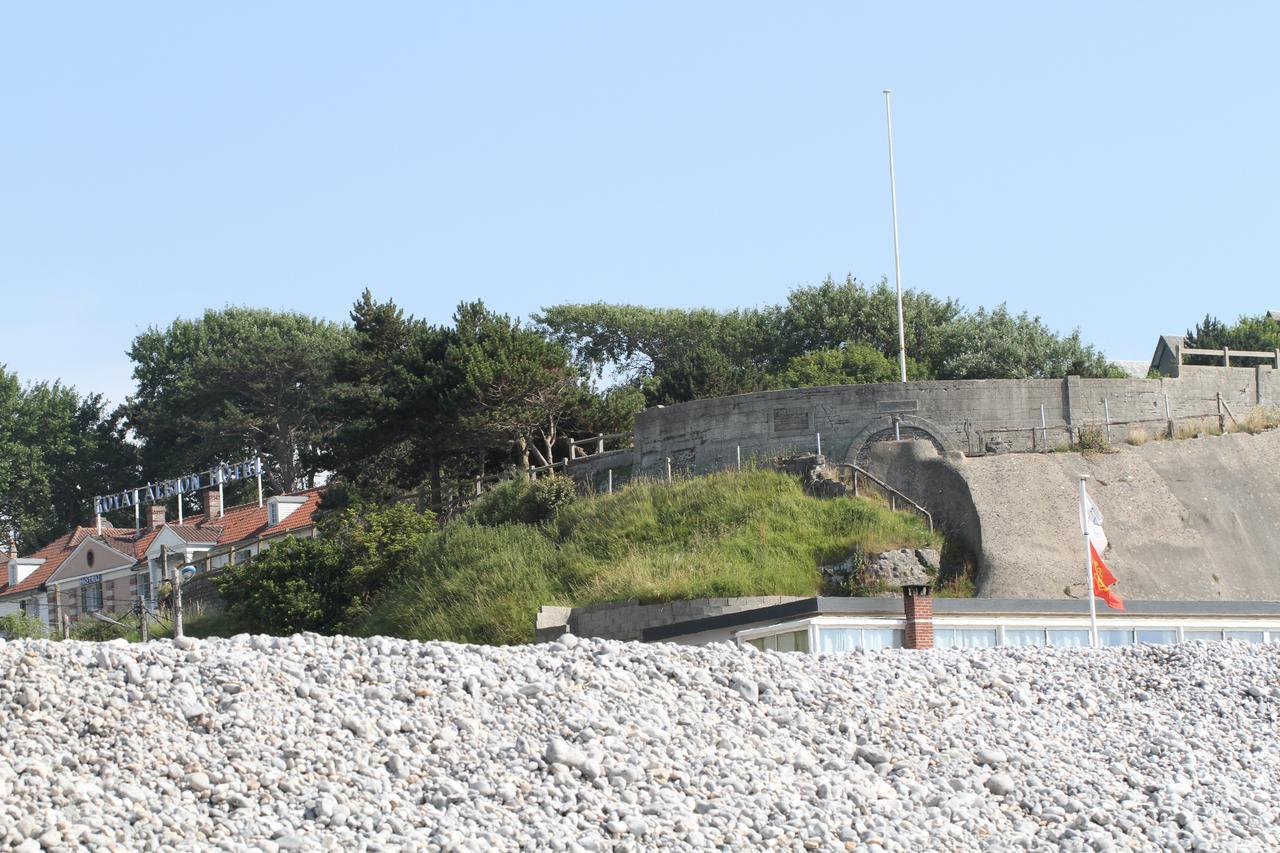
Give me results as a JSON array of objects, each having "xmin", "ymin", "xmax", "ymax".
[{"xmin": 827, "ymin": 462, "xmax": 933, "ymax": 531}]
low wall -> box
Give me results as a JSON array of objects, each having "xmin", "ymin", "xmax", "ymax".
[
  {"xmin": 534, "ymin": 596, "xmax": 807, "ymax": 643},
  {"xmin": 565, "ymin": 366, "xmax": 1279, "ymax": 481}
]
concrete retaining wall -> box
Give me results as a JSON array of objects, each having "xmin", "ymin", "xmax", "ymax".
[
  {"xmin": 535, "ymin": 596, "xmax": 807, "ymax": 643},
  {"xmin": 564, "ymin": 367, "xmax": 1280, "ymax": 481}
]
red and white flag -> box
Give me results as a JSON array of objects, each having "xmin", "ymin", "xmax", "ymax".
[{"xmin": 1080, "ymin": 486, "xmax": 1124, "ymax": 610}]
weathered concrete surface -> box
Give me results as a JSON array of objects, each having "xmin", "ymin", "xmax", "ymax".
[
  {"xmin": 570, "ymin": 366, "xmax": 1279, "ymax": 481},
  {"xmin": 869, "ymin": 430, "xmax": 1280, "ymax": 601}
]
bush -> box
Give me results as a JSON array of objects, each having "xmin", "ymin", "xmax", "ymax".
[
  {"xmin": 465, "ymin": 476, "xmax": 578, "ymax": 526},
  {"xmin": 1074, "ymin": 424, "xmax": 1109, "ymax": 453},
  {"xmin": 215, "ymin": 504, "xmax": 437, "ymax": 635},
  {"xmin": 69, "ymin": 616, "xmax": 129, "ymax": 642},
  {"xmin": 216, "ymin": 538, "xmax": 347, "ymax": 635},
  {"xmin": 0, "ymin": 612, "xmax": 48, "ymax": 639}
]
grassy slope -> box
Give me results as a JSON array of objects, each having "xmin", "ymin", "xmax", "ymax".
[{"xmin": 360, "ymin": 469, "xmax": 938, "ymax": 645}]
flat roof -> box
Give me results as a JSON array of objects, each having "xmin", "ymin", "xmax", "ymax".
[{"xmin": 640, "ymin": 596, "xmax": 1280, "ymax": 642}]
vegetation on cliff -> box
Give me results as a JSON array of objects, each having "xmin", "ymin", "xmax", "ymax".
[{"xmin": 358, "ymin": 469, "xmax": 939, "ymax": 645}]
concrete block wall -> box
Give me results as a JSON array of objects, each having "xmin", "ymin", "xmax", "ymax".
[{"xmin": 535, "ymin": 596, "xmax": 808, "ymax": 643}]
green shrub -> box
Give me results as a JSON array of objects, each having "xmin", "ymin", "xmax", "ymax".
[
  {"xmin": 216, "ymin": 538, "xmax": 346, "ymax": 634},
  {"xmin": 69, "ymin": 616, "xmax": 129, "ymax": 642},
  {"xmin": 0, "ymin": 611, "xmax": 48, "ymax": 639},
  {"xmin": 1074, "ymin": 424, "xmax": 1109, "ymax": 453},
  {"xmin": 216, "ymin": 503, "xmax": 437, "ymax": 635},
  {"xmin": 465, "ymin": 476, "xmax": 577, "ymax": 526}
]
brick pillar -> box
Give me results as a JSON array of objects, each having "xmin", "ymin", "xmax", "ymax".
[{"xmin": 903, "ymin": 584, "xmax": 933, "ymax": 649}]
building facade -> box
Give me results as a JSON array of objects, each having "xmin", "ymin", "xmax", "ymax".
[{"xmin": 0, "ymin": 487, "xmax": 322, "ymax": 630}]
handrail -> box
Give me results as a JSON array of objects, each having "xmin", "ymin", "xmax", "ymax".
[{"xmin": 827, "ymin": 462, "xmax": 933, "ymax": 532}]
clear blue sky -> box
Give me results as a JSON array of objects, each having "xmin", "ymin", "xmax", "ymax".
[{"xmin": 3, "ymin": 3, "xmax": 1278, "ymax": 405}]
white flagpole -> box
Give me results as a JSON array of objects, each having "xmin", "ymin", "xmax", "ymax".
[
  {"xmin": 883, "ymin": 88, "xmax": 908, "ymax": 384},
  {"xmin": 1078, "ymin": 474, "xmax": 1099, "ymax": 648},
  {"xmin": 256, "ymin": 456, "xmax": 264, "ymax": 507}
]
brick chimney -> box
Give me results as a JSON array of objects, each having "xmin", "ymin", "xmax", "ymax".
[
  {"xmin": 204, "ymin": 488, "xmax": 222, "ymax": 522},
  {"xmin": 902, "ymin": 584, "xmax": 933, "ymax": 650},
  {"xmin": 148, "ymin": 505, "xmax": 166, "ymax": 529},
  {"xmin": 7, "ymin": 533, "xmax": 17, "ymax": 561}
]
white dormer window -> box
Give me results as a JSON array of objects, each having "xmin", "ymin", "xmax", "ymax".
[
  {"xmin": 267, "ymin": 496, "xmax": 308, "ymax": 527},
  {"xmin": 9, "ymin": 558, "xmax": 45, "ymax": 587}
]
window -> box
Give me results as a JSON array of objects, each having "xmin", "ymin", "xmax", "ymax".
[
  {"xmin": 1046, "ymin": 629, "xmax": 1090, "ymax": 647},
  {"xmin": 80, "ymin": 582, "xmax": 103, "ymax": 614},
  {"xmin": 935, "ymin": 628, "xmax": 998, "ymax": 649},
  {"xmin": 1224, "ymin": 630, "xmax": 1264, "ymax": 644},
  {"xmin": 1136, "ymin": 629, "xmax": 1178, "ymax": 645},
  {"xmin": 817, "ymin": 627, "xmax": 904, "ymax": 652},
  {"xmin": 1004, "ymin": 628, "xmax": 1047, "ymax": 647},
  {"xmin": 136, "ymin": 572, "xmax": 152, "ymax": 606},
  {"xmin": 1098, "ymin": 629, "xmax": 1133, "ymax": 647},
  {"xmin": 1184, "ymin": 630, "xmax": 1222, "ymax": 643},
  {"xmin": 746, "ymin": 630, "xmax": 810, "ymax": 653}
]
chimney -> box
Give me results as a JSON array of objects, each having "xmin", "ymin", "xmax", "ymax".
[
  {"xmin": 902, "ymin": 584, "xmax": 933, "ymax": 650},
  {"xmin": 148, "ymin": 505, "xmax": 166, "ymax": 529},
  {"xmin": 204, "ymin": 488, "xmax": 222, "ymax": 523},
  {"xmin": 7, "ymin": 533, "xmax": 16, "ymax": 561}
]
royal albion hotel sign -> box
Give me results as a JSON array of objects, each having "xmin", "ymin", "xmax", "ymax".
[{"xmin": 93, "ymin": 458, "xmax": 262, "ymax": 516}]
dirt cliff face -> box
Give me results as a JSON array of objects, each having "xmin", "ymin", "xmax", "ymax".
[{"xmin": 868, "ymin": 430, "xmax": 1280, "ymax": 601}]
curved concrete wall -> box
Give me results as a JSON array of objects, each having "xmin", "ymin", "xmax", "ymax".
[{"xmin": 574, "ymin": 365, "xmax": 1279, "ymax": 478}]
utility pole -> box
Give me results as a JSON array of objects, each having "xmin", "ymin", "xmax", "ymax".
[
  {"xmin": 883, "ymin": 88, "xmax": 908, "ymax": 383},
  {"xmin": 137, "ymin": 593, "xmax": 149, "ymax": 643}
]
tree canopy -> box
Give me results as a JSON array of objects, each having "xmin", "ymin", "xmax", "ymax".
[
  {"xmin": 538, "ymin": 276, "xmax": 1121, "ymax": 404},
  {"xmin": 124, "ymin": 307, "xmax": 351, "ymax": 493},
  {"xmin": 0, "ymin": 368, "xmax": 138, "ymax": 550},
  {"xmin": 1185, "ymin": 312, "xmax": 1280, "ymax": 356}
]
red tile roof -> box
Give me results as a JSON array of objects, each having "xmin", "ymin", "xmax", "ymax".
[
  {"xmin": 0, "ymin": 525, "xmax": 135, "ymax": 598},
  {"xmin": 180, "ymin": 488, "xmax": 323, "ymax": 545},
  {"xmin": 0, "ymin": 488, "xmax": 323, "ymax": 599}
]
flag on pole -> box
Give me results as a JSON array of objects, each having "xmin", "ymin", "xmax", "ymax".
[{"xmin": 1080, "ymin": 487, "xmax": 1124, "ymax": 610}]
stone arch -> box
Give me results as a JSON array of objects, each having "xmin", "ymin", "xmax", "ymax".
[{"xmin": 844, "ymin": 415, "xmax": 951, "ymax": 469}]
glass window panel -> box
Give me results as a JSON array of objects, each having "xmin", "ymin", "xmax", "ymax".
[
  {"xmin": 1098, "ymin": 629, "xmax": 1133, "ymax": 647},
  {"xmin": 1046, "ymin": 629, "xmax": 1090, "ymax": 647},
  {"xmin": 934, "ymin": 628, "xmax": 957, "ymax": 649},
  {"xmin": 956, "ymin": 628, "xmax": 998, "ymax": 648},
  {"xmin": 1224, "ymin": 630, "xmax": 1264, "ymax": 644},
  {"xmin": 793, "ymin": 630, "xmax": 810, "ymax": 654},
  {"xmin": 1004, "ymin": 628, "xmax": 1047, "ymax": 647},
  {"xmin": 862, "ymin": 628, "xmax": 903, "ymax": 650},
  {"xmin": 1136, "ymin": 629, "xmax": 1177, "ymax": 645},
  {"xmin": 775, "ymin": 631, "xmax": 797, "ymax": 653},
  {"xmin": 818, "ymin": 627, "xmax": 861, "ymax": 653},
  {"xmin": 1183, "ymin": 630, "xmax": 1223, "ymax": 643},
  {"xmin": 1268, "ymin": 632, "xmax": 1280, "ymax": 645},
  {"xmin": 747, "ymin": 638, "xmax": 765, "ymax": 651}
]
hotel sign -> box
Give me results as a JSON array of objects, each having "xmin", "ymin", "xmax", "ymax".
[{"xmin": 94, "ymin": 458, "xmax": 262, "ymax": 516}]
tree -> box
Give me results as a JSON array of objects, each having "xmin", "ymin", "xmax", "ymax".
[
  {"xmin": 772, "ymin": 344, "xmax": 901, "ymax": 388},
  {"xmin": 125, "ymin": 308, "xmax": 350, "ymax": 492},
  {"xmin": 324, "ymin": 293, "xmax": 628, "ymax": 510},
  {"xmin": 216, "ymin": 503, "xmax": 436, "ymax": 634},
  {"xmin": 931, "ymin": 306, "xmax": 1122, "ymax": 380},
  {"xmin": 1185, "ymin": 312, "xmax": 1280, "ymax": 355},
  {"xmin": 0, "ymin": 368, "xmax": 138, "ymax": 550},
  {"xmin": 538, "ymin": 275, "xmax": 1117, "ymax": 406}
]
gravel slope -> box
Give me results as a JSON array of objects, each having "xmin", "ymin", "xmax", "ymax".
[{"xmin": 0, "ymin": 635, "xmax": 1277, "ymax": 851}]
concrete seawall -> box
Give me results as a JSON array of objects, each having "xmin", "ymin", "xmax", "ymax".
[{"xmin": 867, "ymin": 429, "xmax": 1280, "ymax": 601}]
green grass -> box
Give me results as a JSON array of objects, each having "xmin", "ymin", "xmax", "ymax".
[{"xmin": 359, "ymin": 468, "xmax": 939, "ymax": 645}]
